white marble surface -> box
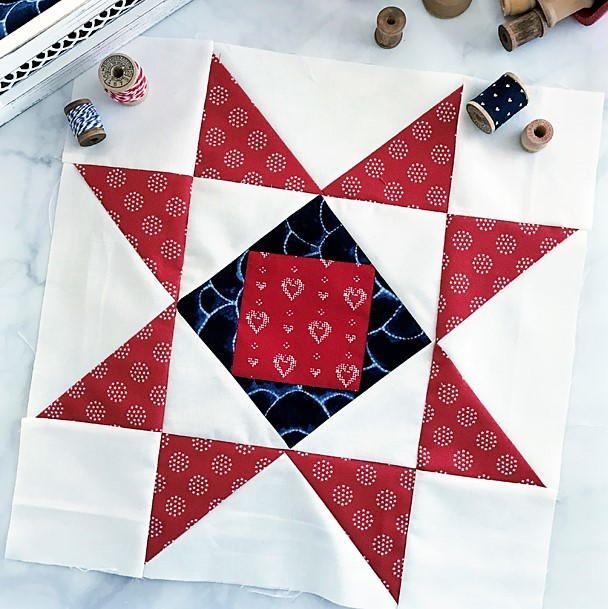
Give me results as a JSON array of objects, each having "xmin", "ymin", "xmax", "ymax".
[{"xmin": 0, "ymin": 0, "xmax": 607, "ymax": 607}]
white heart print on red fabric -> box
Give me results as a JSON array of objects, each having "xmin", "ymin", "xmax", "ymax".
[
  {"xmin": 246, "ymin": 310, "xmax": 270, "ymax": 334},
  {"xmin": 344, "ymin": 286, "xmax": 368, "ymax": 311},
  {"xmin": 308, "ymin": 320, "xmax": 332, "ymax": 344},
  {"xmin": 336, "ymin": 363, "xmax": 360, "ymax": 388},
  {"xmin": 281, "ymin": 277, "xmax": 305, "ymax": 301},
  {"xmin": 273, "ymin": 353, "xmax": 297, "ymax": 378},
  {"xmin": 231, "ymin": 252, "xmax": 375, "ymax": 391}
]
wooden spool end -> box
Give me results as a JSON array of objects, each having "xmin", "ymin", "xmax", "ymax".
[
  {"xmin": 501, "ymin": 0, "xmax": 537, "ymax": 16},
  {"xmin": 64, "ymin": 98, "xmax": 91, "ymax": 115},
  {"xmin": 521, "ymin": 119, "xmax": 553, "ymax": 152},
  {"xmin": 78, "ymin": 127, "xmax": 106, "ymax": 147},
  {"xmin": 499, "ymin": 8, "xmax": 547, "ymax": 52},
  {"xmin": 422, "ymin": 0, "xmax": 473, "ymax": 19},
  {"xmin": 375, "ymin": 6, "xmax": 406, "ymax": 49},
  {"xmin": 98, "ymin": 54, "xmax": 138, "ymax": 93},
  {"xmin": 465, "ymin": 101, "xmax": 495, "ymax": 134}
]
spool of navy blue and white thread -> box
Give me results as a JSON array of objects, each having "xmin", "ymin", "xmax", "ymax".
[
  {"xmin": 465, "ymin": 72, "xmax": 529, "ymax": 134},
  {"xmin": 64, "ymin": 98, "xmax": 106, "ymax": 147}
]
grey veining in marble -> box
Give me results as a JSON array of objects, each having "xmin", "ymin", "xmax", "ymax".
[{"xmin": 1, "ymin": 1, "xmax": 607, "ymax": 608}]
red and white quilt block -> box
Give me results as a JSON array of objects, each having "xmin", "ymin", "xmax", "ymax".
[{"xmin": 6, "ymin": 36, "xmax": 604, "ymax": 609}]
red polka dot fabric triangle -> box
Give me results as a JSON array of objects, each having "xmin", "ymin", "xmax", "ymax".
[
  {"xmin": 195, "ymin": 55, "xmax": 318, "ymax": 192},
  {"xmin": 288, "ymin": 451, "xmax": 416, "ymax": 600},
  {"xmin": 438, "ymin": 215, "xmax": 575, "ymax": 338},
  {"xmin": 75, "ymin": 163, "xmax": 192, "ymax": 295},
  {"xmin": 146, "ymin": 435, "xmax": 282, "ymax": 561},
  {"xmin": 418, "ymin": 345, "xmax": 543, "ymax": 486},
  {"xmin": 38, "ymin": 308, "xmax": 175, "ymax": 431},
  {"xmin": 323, "ymin": 87, "xmax": 463, "ymax": 211}
]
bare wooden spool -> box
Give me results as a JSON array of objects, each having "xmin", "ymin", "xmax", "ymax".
[
  {"xmin": 501, "ymin": 0, "xmax": 536, "ymax": 16},
  {"xmin": 537, "ymin": 0, "xmax": 594, "ymax": 27},
  {"xmin": 63, "ymin": 98, "xmax": 106, "ymax": 147},
  {"xmin": 375, "ymin": 6, "xmax": 406, "ymax": 48},
  {"xmin": 521, "ymin": 119, "xmax": 553, "ymax": 152},
  {"xmin": 498, "ymin": 8, "xmax": 547, "ymax": 51},
  {"xmin": 422, "ymin": 0, "xmax": 473, "ymax": 19}
]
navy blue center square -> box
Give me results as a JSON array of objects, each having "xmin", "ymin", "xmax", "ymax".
[{"xmin": 177, "ymin": 196, "xmax": 430, "ymax": 446}]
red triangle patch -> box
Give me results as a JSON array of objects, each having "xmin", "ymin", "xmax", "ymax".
[
  {"xmin": 418, "ymin": 345, "xmax": 543, "ymax": 486},
  {"xmin": 194, "ymin": 55, "xmax": 318, "ymax": 192},
  {"xmin": 38, "ymin": 307, "xmax": 176, "ymax": 431},
  {"xmin": 323, "ymin": 87, "xmax": 463, "ymax": 211},
  {"xmin": 437, "ymin": 215, "xmax": 575, "ymax": 338},
  {"xmin": 75, "ymin": 164, "xmax": 192, "ymax": 295},
  {"xmin": 145, "ymin": 435, "xmax": 281, "ymax": 562},
  {"xmin": 288, "ymin": 451, "xmax": 415, "ymax": 601}
]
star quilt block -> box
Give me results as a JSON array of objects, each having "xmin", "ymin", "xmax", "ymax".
[{"xmin": 5, "ymin": 36, "xmax": 604, "ymax": 609}]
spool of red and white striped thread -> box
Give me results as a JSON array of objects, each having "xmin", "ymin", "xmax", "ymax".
[{"xmin": 98, "ymin": 53, "xmax": 148, "ymax": 105}]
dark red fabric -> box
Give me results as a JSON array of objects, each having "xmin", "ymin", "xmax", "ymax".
[
  {"xmin": 38, "ymin": 308, "xmax": 175, "ymax": 431},
  {"xmin": 232, "ymin": 252, "xmax": 375, "ymax": 390},
  {"xmin": 418, "ymin": 345, "xmax": 543, "ymax": 486},
  {"xmin": 437, "ymin": 215, "xmax": 574, "ymax": 338},
  {"xmin": 288, "ymin": 451, "xmax": 416, "ymax": 600},
  {"xmin": 574, "ymin": 0, "xmax": 608, "ymax": 25},
  {"xmin": 75, "ymin": 163, "xmax": 192, "ymax": 296},
  {"xmin": 146, "ymin": 434, "xmax": 281, "ymax": 561},
  {"xmin": 195, "ymin": 55, "xmax": 318, "ymax": 192},
  {"xmin": 323, "ymin": 87, "xmax": 463, "ymax": 212}
]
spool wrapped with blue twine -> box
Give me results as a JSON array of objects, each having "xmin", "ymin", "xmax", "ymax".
[
  {"xmin": 64, "ymin": 98, "xmax": 106, "ymax": 147},
  {"xmin": 465, "ymin": 72, "xmax": 528, "ymax": 134}
]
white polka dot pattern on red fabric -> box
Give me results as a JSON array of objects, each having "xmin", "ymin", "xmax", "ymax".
[
  {"xmin": 418, "ymin": 346, "xmax": 544, "ymax": 486},
  {"xmin": 38, "ymin": 308, "xmax": 176, "ymax": 431},
  {"xmin": 195, "ymin": 55, "xmax": 317, "ymax": 192},
  {"xmin": 437, "ymin": 214, "xmax": 575, "ymax": 338},
  {"xmin": 75, "ymin": 164, "xmax": 192, "ymax": 291},
  {"xmin": 324, "ymin": 87, "xmax": 463, "ymax": 212},
  {"xmin": 146, "ymin": 436, "xmax": 280, "ymax": 562},
  {"xmin": 289, "ymin": 451, "xmax": 416, "ymax": 601}
]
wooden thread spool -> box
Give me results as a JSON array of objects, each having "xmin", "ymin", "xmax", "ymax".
[
  {"xmin": 422, "ymin": 0, "xmax": 473, "ymax": 19},
  {"xmin": 99, "ymin": 54, "xmax": 138, "ymax": 92},
  {"xmin": 537, "ymin": 0, "xmax": 594, "ymax": 26},
  {"xmin": 521, "ymin": 119, "xmax": 553, "ymax": 152},
  {"xmin": 64, "ymin": 99, "xmax": 106, "ymax": 147},
  {"xmin": 501, "ymin": 0, "xmax": 537, "ymax": 16},
  {"xmin": 498, "ymin": 8, "xmax": 547, "ymax": 51},
  {"xmin": 466, "ymin": 72, "xmax": 529, "ymax": 134},
  {"xmin": 374, "ymin": 6, "xmax": 406, "ymax": 48}
]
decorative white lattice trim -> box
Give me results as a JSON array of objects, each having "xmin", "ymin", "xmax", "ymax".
[{"xmin": 1, "ymin": 0, "xmax": 144, "ymax": 95}]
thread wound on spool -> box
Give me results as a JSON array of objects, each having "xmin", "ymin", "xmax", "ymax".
[
  {"xmin": 465, "ymin": 72, "xmax": 528, "ymax": 134},
  {"xmin": 374, "ymin": 6, "xmax": 406, "ymax": 48},
  {"xmin": 99, "ymin": 53, "xmax": 148, "ymax": 105},
  {"xmin": 64, "ymin": 98, "xmax": 106, "ymax": 147},
  {"xmin": 521, "ymin": 118, "xmax": 553, "ymax": 152}
]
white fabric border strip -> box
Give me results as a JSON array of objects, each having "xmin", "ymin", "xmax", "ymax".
[
  {"xmin": 399, "ymin": 470, "xmax": 556, "ymax": 609},
  {"xmin": 6, "ymin": 419, "xmax": 160, "ymax": 577}
]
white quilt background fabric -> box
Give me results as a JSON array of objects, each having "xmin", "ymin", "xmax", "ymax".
[
  {"xmin": 400, "ymin": 471, "xmax": 556, "ymax": 609},
  {"xmin": 6, "ymin": 419, "xmax": 160, "ymax": 577},
  {"xmin": 63, "ymin": 38, "xmax": 213, "ymax": 175},
  {"xmin": 5, "ymin": 36, "xmax": 604, "ymax": 609}
]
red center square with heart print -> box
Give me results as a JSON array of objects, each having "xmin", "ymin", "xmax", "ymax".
[{"xmin": 231, "ymin": 252, "xmax": 375, "ymax": 391}]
